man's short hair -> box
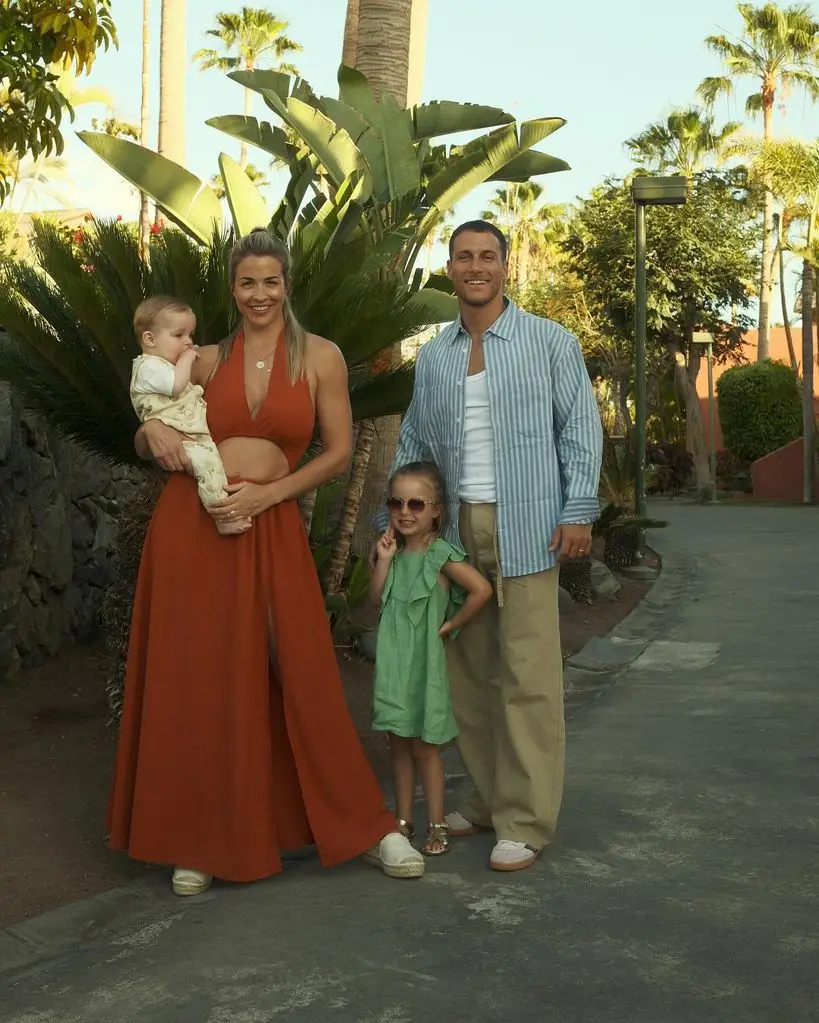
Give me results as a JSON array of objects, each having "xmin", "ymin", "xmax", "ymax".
[{"xmin": 448, "ymin": 219, "xmax": 508, "ymax": 263}]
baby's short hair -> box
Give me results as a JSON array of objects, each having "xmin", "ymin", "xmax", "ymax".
[{"xmin": 133, "ymin": 295, "xmax": 192, "ymax": 340}]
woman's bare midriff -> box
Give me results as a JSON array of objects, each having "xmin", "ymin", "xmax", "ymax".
[{"xmin": 217, "ymin": 436, "xmax": 290, "ymax": 483}]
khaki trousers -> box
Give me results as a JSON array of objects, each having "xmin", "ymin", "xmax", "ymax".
[{"xmin": 446, "ymin": 503, "xmax": 565, "ymax": 849}]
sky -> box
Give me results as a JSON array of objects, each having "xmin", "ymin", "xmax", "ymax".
[{"xmin": 26, "ymin": 0, "xmax": 819, "ymax": 310}]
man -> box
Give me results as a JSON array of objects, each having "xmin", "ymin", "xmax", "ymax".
[{"xmin": 373, "ymin": 219, "xmax": 603, "ymax": 871}]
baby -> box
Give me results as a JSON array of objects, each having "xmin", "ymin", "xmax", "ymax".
[{"xmin": 130, "ymin": 295, "xmax": 249, "ymax": 536}]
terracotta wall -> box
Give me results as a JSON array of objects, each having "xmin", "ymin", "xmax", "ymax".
[
  {"xmin": 751, "ymin": 438, "xmax": 819, "ymax": 503},
  {"xmin": 694, "ymin": 327, "xmax": 817, "ymax": 400}
]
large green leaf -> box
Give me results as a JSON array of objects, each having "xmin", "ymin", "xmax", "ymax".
[
  {"xmin": 262, "ymin": 94, "xmax": 372, "ymax": 203},
  {"xmin": 78, "ymin": 132, "xmax": 223, "ymax": 244},
  {"xmin": 424, "ymin": 118, "xmax": 567, "ymax": 216},
  {"xmin": 207, "ymin": 115, "xmax": 293, "ymax": 163},
  {"xmin": 411, "ymin": 101, "xmax": 515, "ymax": 140},
  {"xmin": 337, "ymin": 65, "xmax": 382, "ymax": 126},
  {"xmin": 218, "ymin": 152, "xmax": 271, "ymax": 237},
  {"xmin": 318, "ymin": 97, "xmax": 370, "ymax": 145},
  {"xmin": 487, "ymin": 151, "xmax": 571, "ymax": 181},
  {"xmin": 269, "ymin": 154, "xmax": 318, "ymax": 240},
  {"xmin": 371, "ymin": 92, "xmax": 421, "ymax": 201},
  {"xmin": 407, "ymin": 287, "xmax": 458, "ymax": 323},
  {"xmin": 229, "ymin": 68, "xmax": 293, "ymax": 103},
  {"xmin": 349, "ymin": 363, "xmax": 415, "ymax": 420}
]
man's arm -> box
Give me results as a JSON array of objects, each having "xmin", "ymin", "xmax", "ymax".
[{"xmin": 551, "ymin": 333, "xmax": 603, "ymax": 524}]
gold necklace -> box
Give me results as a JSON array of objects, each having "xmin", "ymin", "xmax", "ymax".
[{"xmin": 247, "ymin": 343, "xmax": 276, "ymax": 372}]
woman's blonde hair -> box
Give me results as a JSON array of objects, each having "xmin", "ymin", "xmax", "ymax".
[{"xmin": 220, "ymin": 227, "xmax": 307, "ymax": 382}]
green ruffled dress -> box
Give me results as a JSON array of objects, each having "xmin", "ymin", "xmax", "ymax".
[{"xmin": 372, "ymin": 538, "xmax": 466, "ymax": 745}]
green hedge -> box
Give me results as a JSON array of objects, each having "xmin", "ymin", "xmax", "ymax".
[{"xmin": 716, "ymin": 359, "xmax": 802, "ymax": 463}]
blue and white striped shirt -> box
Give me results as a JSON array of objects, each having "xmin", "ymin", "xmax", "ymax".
[{"xmin": 384, "ymin": 300, "xmax": 603, "ymax": 577}]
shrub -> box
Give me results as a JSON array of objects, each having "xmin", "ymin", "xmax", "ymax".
[
  {"xmin": 646, "ymin": 441, "xmax": 694, "ymax": 495},
  {"xmin": 716, "ymin": 360, "xmax": 802, "ymax": 463}
]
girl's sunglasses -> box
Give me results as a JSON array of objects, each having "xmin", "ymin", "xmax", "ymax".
[{"xmin": 386, "ymin": 497, "xmax": 438, "ymax": 513}]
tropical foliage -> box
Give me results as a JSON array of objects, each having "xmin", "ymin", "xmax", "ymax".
[
  {"xmin": 0, "ymin": 217, "xmax": 456, "ymax": 466},
  {"xmin": 564, "ymin": 169, "xmax": 760, "ymax": 488},
  {"xmin": 625, "ymin": 107, "xmax": 741, "ymax": 177},
  {"xmin": 716, "ymin": 359, "xmax": 803, "ymax": 462},
  {"xmin": 194, "ymin": 7, "xmax": 302, "ymax": 168},
  {"xmin": 78, "ymin": 63, "xmax": 569, "ymax": 279},
  {"xmin": 0, "ymin": 0, "xmax": 117, "ymax": 201},
  {"xmin": 699, "ymin": 1, "xmax": 819, "ymax": 361}
]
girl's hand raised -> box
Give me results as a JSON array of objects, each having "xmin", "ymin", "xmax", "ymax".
[{"xmin": 375, "ymin": 528, "xmax": 398, "ymax": 563}]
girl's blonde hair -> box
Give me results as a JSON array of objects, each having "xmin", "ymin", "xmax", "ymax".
[
  {"xmin": 220, "ymin": 227, "xmax": 307, "ymax": 383},
  {"xmin": 389, "ymin": 461, "xmax": 447, "ymax": 538}
]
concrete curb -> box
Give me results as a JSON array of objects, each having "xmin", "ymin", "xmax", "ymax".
[{"xmin": 562, "ymin": 531, "xmax": 697, "ymax": 716}]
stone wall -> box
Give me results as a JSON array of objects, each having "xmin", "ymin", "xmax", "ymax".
[{"xmin": 0, "ymin": 383, "xmax": 145, "ymax": 679}]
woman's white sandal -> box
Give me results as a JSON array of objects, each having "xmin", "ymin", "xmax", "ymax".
[{"xmin": 172, "ymin": 867, "xmax": 213, "ymax": 896}]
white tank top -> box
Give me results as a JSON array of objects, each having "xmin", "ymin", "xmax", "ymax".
[{"xmin": 458, "ymin": 370, "xmax": 497, "ymax": 502}]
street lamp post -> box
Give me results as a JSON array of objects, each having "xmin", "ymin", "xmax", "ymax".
[
  {"xmin": 631, "ymin": 176, "xmax": 688, "ymax": 513},
  {"xmin": 630, "ymin": 175, "xmax": 687, "ymax": 572},
  {"xmin": 692, "ymin": 331, "xmax": 718, "ymax": 503}
]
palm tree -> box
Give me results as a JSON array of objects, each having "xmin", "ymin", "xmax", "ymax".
[
  {"xmin": 157, "ymin": 0, "xmax": 187, "ymax": 167},
  {"xmin": 734, "ymin": 135, "xmax": 817, "ymax": 501},
  {"xmin": 698, "ymin": 2, "xmax": 819, "ymax": 361},
  {"xmin": 194, "ymin": 8, "xmax": 302, "ymax": 168},
  {"xmin": 625, "ymin": 107, "xmax": 741, "ymax": 176},
  {"xmin": 140, "ymin": 0, "xmax": 151, "ymax": 258},
  {"xmin": 340, "ymin": 0, "xmax": 416, "ymax": 554},
  {"xmin": 482, "ymin": 183, "xmax": 568, "ymax": 295},
  {"xmin": 342, "ymin": 0, "xmax": 359, "ymax": 68},
  {"xmin": 355, "ymin": 0, "xmax": 413, "ymax": 104}
]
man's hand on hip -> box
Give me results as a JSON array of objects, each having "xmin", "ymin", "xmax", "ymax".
[{"xmin": 549, "ymin": 523, "xmax": 592, "ymax": 562}]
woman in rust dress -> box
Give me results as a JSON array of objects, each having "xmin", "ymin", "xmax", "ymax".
[{"xmin": 107, "ymin": 228, "xmax": 424, "ymax": 895}]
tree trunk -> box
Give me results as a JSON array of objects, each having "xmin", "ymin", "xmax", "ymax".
[
  {"xmin": 406, "ymin": 0, "xmax": 428, "ymax": 106},
  {"xmin": 326, "ymin": 420, "xmax": 376, "ymax": 595},
  {"xmin": 757, "ymin": 101, "xmax": 774, "ymax": 361},
  {"xmin": 341, "ymin": 0, "xmax": 359, "ymax": 68},
  {"xmin": 346, "ymin": 0, "xmax": 418, "ymax": 558},
  {"xmin": 355, "ymin": 0, "xmax": 412, "ymax": 104},
  {"xmin": 801, "ymin": 260, "xmax": 815, "ymax": 504},
  {"xmin": 298, "ymin": 488, "xmax": 318, "ymax": 533},
  {"xmin": 673, "ymin": 345, "xmax": 708, "ymax": 492},
  {"xmin": 139, "ymin": 0, "xmax": 151, "ymax": 258},
  {"xmin": 613, "ymin": 374, "xmax": 632, "ymax": 437},
  {"xmin": 780, "ymin": 240, "xmax": 798, "ymax": 373},
  {"xmin": 157, "ymin": 0, "xmax": 187, "ymax": 167}
]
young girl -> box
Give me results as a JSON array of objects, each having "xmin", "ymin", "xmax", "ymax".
[{"xmin": 369, "ymin": 461, "xmax": 493, "ymax": 856}]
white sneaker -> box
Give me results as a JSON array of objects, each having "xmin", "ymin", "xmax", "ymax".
[
  {"xmin": 489, "ymin": 840, "xmax": 538, "ymax": 872},
  {"xmin": 445, "ymin": 810, "xmax": 491, "ymax": 837},
  {"xmin": 362, "ymin": 831, "xmax": 425, "ymax": 879},
  {"xmin": 172, "ymin": 867, "xmax": 213, "ymax": 896}
]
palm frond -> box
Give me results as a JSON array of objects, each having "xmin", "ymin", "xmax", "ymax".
[{"xmin": 348, "ymin": 363, "xmax": 415, "ymax": 421}]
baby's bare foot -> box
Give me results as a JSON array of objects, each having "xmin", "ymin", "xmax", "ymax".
[{"xmin": 216, "ymin": 517, "xmax": 252, "ymax": 536}]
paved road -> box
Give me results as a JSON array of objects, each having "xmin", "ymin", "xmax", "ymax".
[{"xmin": 1, "ymin": 502, "xmax": 817, "ymax": 1022}]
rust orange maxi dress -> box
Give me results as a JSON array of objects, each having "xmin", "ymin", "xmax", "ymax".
[{"xmin": 107, "ymin": 334, "xmax": 397, "ymax": 881}]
